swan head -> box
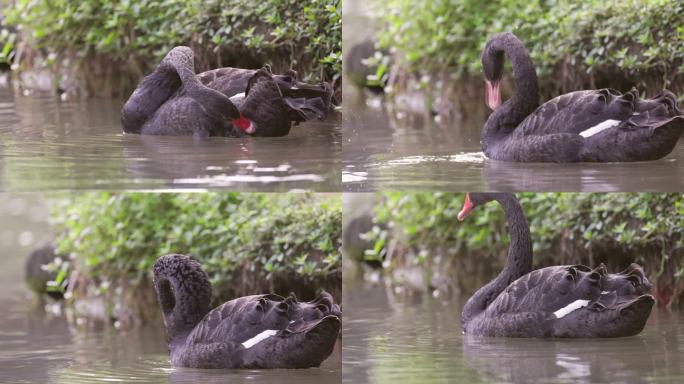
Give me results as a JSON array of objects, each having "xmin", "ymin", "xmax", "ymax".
[
  {"xmin": 234, "ymin": 69, "xmax": 292, "ymax": 137},
  {"xmin": 481, "ymin": 36, "xmax": 506, "ymax": 110},
  {"xmin": 457, "ymin": 192, "xmax": 514, "ymax": 221}
]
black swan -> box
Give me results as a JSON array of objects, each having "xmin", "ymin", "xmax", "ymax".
[
  {"xmin": 481, "ymin": 32, "xmax": 684, "ymax": 162},
  {"xmin": 121, "ymin": 46, "xmax": 333, "ymax": 138},
  {"xmin": 153, "ymin": 254, "xmax": 341, "ymax": 369},
  {"xmin": 457, "ymin": 192, "xmax": 654, "ymax": 337}
]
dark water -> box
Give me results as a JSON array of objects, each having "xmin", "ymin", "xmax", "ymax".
[
  {"xmin": 0, "ymin": 194, "xmax": 341, "ymax": 383},
  {"xmin": 343, "ymin": 283, "xmax": 684, "ymax": 384},
  {"xmin": 0, "ymin": 85, "xmax": 341, "ymax": 192},
  {"xmin": 342, "ymin": 97, "xmax": 684, "ymax": 192}
]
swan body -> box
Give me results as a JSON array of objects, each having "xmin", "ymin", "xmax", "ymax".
[
  {"xmin": 153, "ymin": 254, "xmax": 341, "ymax": 369},
  {"xmin": 122, "ymin": 46, "xmax": 333, "ymax": 138},
  {"xmin": 481, "ymin": 32, "xmax": 683, "ymax": 162},
  {"xmin": 458, "ymin": 193, "xmax": 654, "ymax": 338}
]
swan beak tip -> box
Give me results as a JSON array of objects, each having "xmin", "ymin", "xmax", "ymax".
[
  {"xmin": 485, "ymin": 80, "xmax": 502, "ymax": 110},
  {"xmin": 457, "ymin": 193, "xmax": 474, "ymax": 221}
]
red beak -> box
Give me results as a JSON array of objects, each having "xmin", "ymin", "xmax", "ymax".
[
  {"xmin": 233, "ymin": 114, "xmax": 255, "ymax": 134},
  {"xmin": 457, "ymin": 193, "xmax": 473, "ymax": 221},
  {"xmin": 485, "ymin": 80, "xmax": 502, "ymax": 110}
]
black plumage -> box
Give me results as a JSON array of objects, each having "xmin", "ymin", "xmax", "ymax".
[
  {"xmin": 153, "ymin": 254, "xmax": 341, "ymax": 369},
  {"xmin": 481, "ymin": 33, "xmax": 683, "ymax": 162},
  {"xmin": 121, "ymin": 46, "xmax": 333, "ymax": 138},
  {"xmin": 459, "ymin": 193, "xmax": 654, "ymax": 337}
]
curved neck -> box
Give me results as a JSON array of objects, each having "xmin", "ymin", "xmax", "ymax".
[
  {"xmin": 153, "ymin": 256, "xmax": 213, "ymax": 342},
  {"xmin": 462, "ymin": 194, "xmax": 533, "ymax": 325},
  {"xmin": 482, "ymin": 33, "xmax": 540, "ymax": 145},
  {"xmin": 179, "ymin": 66, "xmax": 240, "ymax": 120}
]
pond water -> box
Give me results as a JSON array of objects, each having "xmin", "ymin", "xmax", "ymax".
[
  {"xmin": 343, "ymin": 283, "xmax": 684, "ymax": 383},
  {"xmin": 342, "ymin": 97, "xmax": 684, "ymax": 192},
  {"xmin": 0, "ymin": 85, "xmax": 341, "ymax": 192},
  {"xmin": 0, "ymin": 194, "xmax": 341, "ymax": 383}
]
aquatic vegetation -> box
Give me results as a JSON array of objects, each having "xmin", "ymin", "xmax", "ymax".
[
  {"xmin": 50, "ymin": 192, "xmax": 341, "ymax": 301},
  {"xmin": 361, "ymin": 193, "xmax": 684, "ymax": 307},
  {"xmin": 1, "ymin": 0, "xmax": 341, "ymax": 96},
  {"xmin": 373, "ymin": 0, "xmax": 684, "ymax": 99}
]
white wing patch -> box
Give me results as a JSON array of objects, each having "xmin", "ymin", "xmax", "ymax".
[
  {"xmin": 242, "ymin": 329, "xmax": 278, "ymax": 349},
  {"xmin": 553, "ymin": 299, "xmax": 590, "ymax": 319},
  {"xmin": 579, "ymin": 119, "xmax": 621, "ymax": 138}
]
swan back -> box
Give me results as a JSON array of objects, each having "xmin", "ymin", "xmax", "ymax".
[{"xmin": 153, "ymin": 254, "xmax": 341, "ymax": 369}]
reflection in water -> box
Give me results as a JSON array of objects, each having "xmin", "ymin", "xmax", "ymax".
[
  {"xmin": 0, "ymin": 194, "xmax": 341, "ymax": 383},
  {"xmin": 343, "ymin": 283, "xmax": 684, "ymax": 384},
  {"xmin": 342, "ymin": 95, "xmax": 684, "ymax": 192},
  {"xmin": 0, "ymin": 86, "xmax": 341, "ymax": 191}
]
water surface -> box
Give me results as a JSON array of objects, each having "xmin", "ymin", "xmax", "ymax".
[
  {"xmin": 343, "ymin": 283, "xmax": 684, "ymax": 383},
  {"xmin": 0, "ymin": 85, "xmax": 341, "ymax": 191},
  {"xmin": 0, "ymin": 193, "xmax": 341, "ymax": 383},
  {"xmin": 343, "ymin": 98, "xmax": 684, "ymax": 192}
]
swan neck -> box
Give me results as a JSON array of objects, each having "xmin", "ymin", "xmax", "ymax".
[
  {"xmin": 482, "ymin": 33, "xmax": 539, "ymax": 147},
  {"xmin": 499, "ymin": 194, "xmax": 533, "ymax": 280},
  {"xmin": 504, "ymin": 38, "xmax": 539, "ymax": 113},
  {"xmin": 462, "ymin": 195, "xmax": 532, "ymax": 326},
  {"xmin": 153, "ymin": 258, "xmax": 212, "ymax": 342}
]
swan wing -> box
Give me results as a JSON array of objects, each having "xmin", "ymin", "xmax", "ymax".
[
  {"xmin": 282, "ymin": 82, "xmax": 334, "ymax": 122},
  {"xmin": 178, "ymin": 292, "xmax": 340, "ymax": 368},
  {"xmin": 198, "ymin": 67, "xmax": 256, "ymax": 98},
  {"xmin": 513, "ymin": 88, "xmax": 683, "ymax": 161},
  {"xmin": 517, "ymin": 89, "xmax": 634, "ymax": 136}
]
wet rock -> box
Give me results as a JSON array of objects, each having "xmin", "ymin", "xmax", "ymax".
[
  {"xmin": 24, "ymin": 242, "xmax": 64, "ymax": 299},
  {"xmin": 343, "ymin": 213, "xmax": 381, "ymax": 267},
  {"xmin": 345, "ymin": 38, "xmax": 387, "ymax": 93}
]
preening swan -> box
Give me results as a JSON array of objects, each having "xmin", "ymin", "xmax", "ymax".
[
  {"xmin": 122, "ymin": 46, "xmax": 333, "ymax": 138},
  {"xmin": 153, "ymin": 254, "xmax": 341, "ymax": 368}
]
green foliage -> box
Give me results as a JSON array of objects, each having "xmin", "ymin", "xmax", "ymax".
[
  {"xmin": 50, "ymin": 192, "xmax": 341, "ymax": 297},
  {"xmin": 366, "ymin": 193, "xmax": 684, "ymax": 282},
  {"xmin": 375, "ymin": 0, "xmax": 684, "ymax": 97},
  {"xmin": 0, "ymin": 1, "xmax": 15, "ymax": 65},
  {"xmin": 2, "ymin": 0, "xmax": 340, "ymax": 93}
]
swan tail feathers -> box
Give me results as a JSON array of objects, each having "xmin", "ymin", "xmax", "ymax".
[
  {"xmin": 241, "ymin": 315, "xmax": 341, "ymax": 368},
  {"xmin": 283, "ymin": 82, "xmax": 334, "ymax": 123},
  {"xmin": 580, "ymin": 115, "xmax": 684, "ymax": 161}
]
